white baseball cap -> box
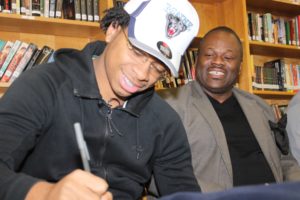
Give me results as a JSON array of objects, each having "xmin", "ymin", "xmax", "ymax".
[{"xmin": 124, "ymin": 0, "xmax": 200, "ymax": 77}]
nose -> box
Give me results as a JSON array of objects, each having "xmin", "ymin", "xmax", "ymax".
[
  {"xmin": 133, "ymin": 62, "xmax": 150, "ymax": 81},
  {"xmin": 211, "ymin": 55, "xmax": 224, "ymax": 66}
]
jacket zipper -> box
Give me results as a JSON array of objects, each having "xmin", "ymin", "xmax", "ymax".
[{"xmin": 99, "ymin": 106, "xmax": 113, "ymax": 180}]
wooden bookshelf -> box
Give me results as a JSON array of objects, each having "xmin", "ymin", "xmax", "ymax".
[
  {"xmin": 249, "ymin": 41, "xmax": 300, "ymax": 58},
  {"xmin": 246, "ymin": 0, "xmax": 300, "ymax": 17},
  {"xmin": 245, "ymin": 0, "xmax": 300, "ymax": 102},
  {"xmin": 0, "ymin": 13, "xmax": 104, "ymax": 50},
  {"xmin": 253, "ymin": 90, "xmax": 295, "ymax": 105},
  {"xmin": 0, "ymin": 0, "xmax": 299, "ymax": 104}
]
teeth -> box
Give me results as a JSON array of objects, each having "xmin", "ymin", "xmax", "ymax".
[
  {"xmin": 209, "ymin": 71, "xmax": 224, "ymax": 75},
  {"xmin": 124, "ymin": 76, "xmax": 134, "ymax": 87}
]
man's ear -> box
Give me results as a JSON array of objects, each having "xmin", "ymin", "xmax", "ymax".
[{"xmin": 105, "ymin": 24, "xmax": 122, "ymax": 43}]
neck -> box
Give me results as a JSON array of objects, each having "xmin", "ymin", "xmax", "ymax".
[
  {"xmin": 93, "ymin": 55, "xmax": 124, "ymax": 108},
  {"xmin": 204, "ymin": 89, "xmax": 233, "ymax": 104},
  {"xmin": 107, "ymin": 98, "xmax": 122, "ymax": 108}
]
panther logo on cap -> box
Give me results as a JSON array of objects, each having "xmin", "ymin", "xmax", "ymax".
[{"xmin": 166, "ymin": 14, "xmax": 187, "ymax": 38}]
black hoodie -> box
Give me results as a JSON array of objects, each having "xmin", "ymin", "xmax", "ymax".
[{"xmin": 0, "ymin": 41, "xmax": 200, "ymax": 200}]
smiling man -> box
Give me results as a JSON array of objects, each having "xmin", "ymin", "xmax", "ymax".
[
  {"xmin": 0, "ymin": 0, "xmax": 200, "ymax": 199},
  {"xmin": 158, "ymin": 26, "xmax": 300, "ymax": 192}
]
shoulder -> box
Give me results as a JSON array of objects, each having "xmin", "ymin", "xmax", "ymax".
[
  {"xmin": 233, "ymin": 87, "xmax": 270, "ymax": 109},
  {"xmin": 233, "ymin": 87, "xmax": 274, "ymax": 119},
  {"xmin": 157, "ymin": 82, "xmax": 194, "ymax": 104},
  {"xmin": 288, "ymin": 92, "xmax": 300, "ymax": 109},
  {"xmin": 149, "ymin": 92, "xmax": 182, "ymax": 120}
]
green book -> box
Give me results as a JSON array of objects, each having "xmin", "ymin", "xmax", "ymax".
[{"xmin": 285, "ymin": 21, "xmax": 290, "ymax": 45}]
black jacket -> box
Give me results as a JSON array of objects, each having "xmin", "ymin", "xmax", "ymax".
[{"xmin": 0, "ymin": 41, "xmax": 200, "ymax": 200}]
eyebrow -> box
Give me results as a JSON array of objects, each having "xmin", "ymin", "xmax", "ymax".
[
  {"xmin": 205, "ymin": 47, "xmax": 236, "ymax": 53},
  {"xmin": 122, "ymin": 29, "xmax": 169, "ymax": 71}
]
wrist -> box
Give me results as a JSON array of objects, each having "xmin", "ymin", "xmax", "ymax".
[{"xmin": 25, "ymin": 181, "xmax": 53, "ymax": 200}]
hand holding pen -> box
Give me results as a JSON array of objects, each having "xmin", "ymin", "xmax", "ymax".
[{"xmin": 24, "ymin": 124, "xmax": 112, "ymax": 200}]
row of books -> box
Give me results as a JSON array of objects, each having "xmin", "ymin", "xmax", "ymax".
[
  {"xmin": 286, "ymin": 0, "xmax": 300, "ymax": 3},
  {"xmin": 247, "ymin": 11, "xmax": 300, "ymax": 46},
  {"xmin": 155, "ymin": 49, "xmax": 198, "ymax": 90},
  {"xmin": 252, "ymin": 58, "xmax": 300, "ymax": 92},
  {"xmin": 271, "ymin": 103, "xmax": 287, "ymax": 122},
  {"xmin": 0, "ymin": 0, "xmax": 99, "ymax": 22},
  {"xmin": 0, "ymin": 39, "xmax": 54, "ymax": 83},
  {"xmin": 113, "ymin": 0, "xmax": 126, "ymax": 7}
]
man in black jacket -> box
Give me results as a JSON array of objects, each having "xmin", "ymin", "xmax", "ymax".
[{"xmin": 0, "ymin": 0, "xmax": 200, "ymax": 199}]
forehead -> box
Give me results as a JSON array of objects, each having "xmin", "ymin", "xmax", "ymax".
[{"xmin": 202, "ymin": 31, "xmax": 240, "ymax": 52}]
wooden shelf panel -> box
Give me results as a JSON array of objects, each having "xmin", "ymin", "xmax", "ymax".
[
  {"xmin": 247, "ymin": 0, "xmax": 300, "ymax": 17},
  {"xmin": 0, "ymin": 82, "xmax": 10, "ymax": 96},
  {"xmin": 189, "ymin": 0, "xmax": 225, "ymax": 3},
  {"xmin": 253, "ymin": 89, "xmax": 296, "ymax": 97},
  {"xmin": 249, "ymin": 41, "xmax": 300, "ymax": 59},
  {"xmin": 0, "ymin": 13, "xmax": 104, "ymax": 39},
  {"xmin": 253, "ymin": 89, "xmax": 295, "ymax": 105}
]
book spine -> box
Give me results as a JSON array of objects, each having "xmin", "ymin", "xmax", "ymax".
[
  {"xmin": 92, "ymin": 0, "xmax": 98, "ymax": 22},
  {"xmin": 3, "ymin": 0, "xmax": 12, "ymax": 13},
  {"xmin": 55, "ymin": 0, "xmax": 62, "ymax": 18},
  {"xmin": 1, "ymin": 42, "xmax": 29, "ymax": 82},
  {"xmin": 183, "ymin": 52, "xmax": 192, "ymax": 82},
  {"xmin": 74, "ymin": 0, "xmax": 81, "ymax": 20},
  {"xmin": 15, "ymin": 0, "xmax": 20, "ymax": 13},
  {"xmin": 266, "ymin": 13, "xmax": 274, "ymax": 43},
  {"xmin": 247, "ymin": 12, "xmax": 253, "ymax": 40},
  {"xmin": 285, "ymin": 21, "xmax": 291, "ymax": 45},
  {"xmin": 34, "ymin": 45, "xmax": 53, "ymax": 65},
  {"xmin": 31, "ymin": 0, "xmax": 41, "ymax": 16},
  {"xmin": 298, "ymin": 15, "xmax": 300, "ymax": 46},
  {"xmin": 80, "ymin": 0, "xmax": 87, "ymax": 21},
  {"xmin": 273, "ymin": 18, "xmax": 279, "ymax": 44},
  {"xmin": 10, "ymin": 43, "xmax": 37, "ymax": 82},
  {"xmin": 43, "ymin": 0, "xmax": 49, "ymax": 17},
  {"xmin": 0, "ymin": 40, "xmax": 6, "ymax": 51},
  {"xmin": 24, "ymin": 49, "xmax": 41, "ymax": 71},
  {"xmin": 11, "ymin": 0, "xmax": 17, "ymax": 13},
  {"xmin": 295, "ymin": 16, "xmax": 299, "ymax": 46},
  {"xmin": 40, "ymin": 0, "xmax": 44, "ymax": 16},
  {"xmin": 0, "ymin": 41, "xmax": 14, "ymax": 69},
  {"xmin": 49, "ymin": 0, "xmax": 56, "ymax": 17},
  {"xmin": 253, "ymin": 12, "xmax": 258, "ymax": 41},
  {"xmin": 86, "ymin": 0, "xmax": 93, "ymax": 22},
  {"xmin": 263, "ymin": 13, "xmax": 269, "ymax": 42},
  {"xmin": 0, "ymin": 40, "xmax": 22, "ymax": 78},
  {"xmin": 289, "ymin": 19, "xmax": 296, "ymax": 45},
  {"xmin": 20, "ymin": 0, "xmax": 26, "ymax": 14},
  {"xmin": 114, "ymin": 0, "xmax": 125, "ymax": 7},
  {"xmin": 25, "ymin": 0, "xmax": 32, "ymax": 15},
  {"xmin": 62, "ymin": 0, "xmax": 75, "ymax": 20}
]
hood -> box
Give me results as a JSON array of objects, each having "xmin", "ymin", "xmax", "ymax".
[{"xmin": 54, "ymin": 41, "xmax": 106, "ymax": 99}]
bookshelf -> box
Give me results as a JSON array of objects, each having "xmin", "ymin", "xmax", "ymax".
[
  {"xmin": 0, "ymin": 0, "xmax": 109, "ymax": 96},
  {"xmin": 0, "ymin": 0, "xmax": 300, "ymax": 106},
  {"xmin": 246, "ymin": 0, "xmax": 300, "ymax": 105}
]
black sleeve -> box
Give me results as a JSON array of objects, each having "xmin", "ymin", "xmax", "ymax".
[
  {"xmin": 0, "ymin": 70, "xmax": 55, "ymax": 200},
  {"xmin": 153, "ymin": 111, "xmax": 201, "ymax": 196}
]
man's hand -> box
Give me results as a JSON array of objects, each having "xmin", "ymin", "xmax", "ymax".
[{"xmin": 25, "ymin": 169, "xmax": 113, "ymax": 200}]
